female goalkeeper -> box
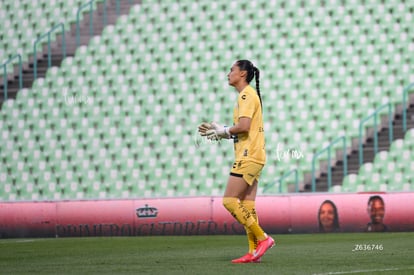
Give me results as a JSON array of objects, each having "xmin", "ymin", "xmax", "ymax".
[{"xmin": 198, "ymin": 60, "xmax": 274, "ymax": 263}]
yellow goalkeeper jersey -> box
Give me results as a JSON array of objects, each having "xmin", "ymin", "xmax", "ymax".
[{"xmin": 232, "ymin": 85, "xmax": 266, "ymax": 164}]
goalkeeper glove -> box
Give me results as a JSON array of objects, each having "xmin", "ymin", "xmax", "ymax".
[
  {"xmin": 205, "ymin": 122, "xmax": 231, "ymax": 140},
  {"xmin": 198, "ymin": 122, "xmax": 212, "ymax": 136},
  {"xmin": 198, "ymin": 122, "xmax": 221, "ymax": 141}
]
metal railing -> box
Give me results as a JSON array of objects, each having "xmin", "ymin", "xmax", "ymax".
[
  {"xmin": 76, "ymin": 0, "xmax": 96, "ymax": 47},
  {"xmin": 311, "ymin": 136, "xmax": 347, "ymax": 192},
  {"xmin": 264, "ymin": 169, "xmax": 299, "ymax": 193},
  {"xmin": 358, "ymin": 103, "xmax": 393, "ymax": 165},
  {"xmin": 402, "ymin": 82, "xmax": 414, "ymax": 132},
  {"xmin": 33, "ymin": 23, "xmax": 66, "ymax": 79},
  {"xmin": 1, "ymin": 54, "xmax": 22, "ymax": 100}
]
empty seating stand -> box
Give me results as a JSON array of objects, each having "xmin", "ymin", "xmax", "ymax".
[{"xmin": 0, "ymin": 0, "xmax": 414, "ymax": 200}]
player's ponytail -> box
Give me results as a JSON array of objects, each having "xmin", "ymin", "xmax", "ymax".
[
  {"xmin": 253, "ymin": 66, "xmax": 263, "ymax": 109},
  {"xmin": 236, "ymin": 60, "xmax": 263, "ymax": 109}
]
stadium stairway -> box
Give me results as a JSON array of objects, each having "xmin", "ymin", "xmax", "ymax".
[
  {"xmin": 0, "ymin": 0, "xmax": 141, "ymax": 108},
  {"xmin": 302, "ymin": 93, "xmax": 414, "ymax": 192}
]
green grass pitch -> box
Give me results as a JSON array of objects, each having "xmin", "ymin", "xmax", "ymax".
[{"xmin": 1, "ymin": 233, "xmax": 414, "ymax": 274}]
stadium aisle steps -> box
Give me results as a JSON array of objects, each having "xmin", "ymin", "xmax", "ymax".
[{"xmin": 307, "ymin": 100, "xmax": 414, "ymax": 192}]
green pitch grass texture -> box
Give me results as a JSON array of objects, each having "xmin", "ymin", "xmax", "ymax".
[{"xmin": 1, "ymin": 233, "xmax": 414, "ymax": 275}]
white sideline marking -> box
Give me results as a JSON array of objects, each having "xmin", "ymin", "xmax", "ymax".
[
  {"xmin": 0, "ymin": 239, "xmax": 35, "ymax": 244},
  {"xmin": 313, "ymin": 266, "xmax": 414, "ymax": 275},
  {"xmin": 15, "ymin": 239, "xmax": 35, "ymax": 243}
]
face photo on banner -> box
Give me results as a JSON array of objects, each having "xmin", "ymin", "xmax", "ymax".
[
  {"xmin": 318, "ymin": 200, "xmax": 340, "ymax": 233},
  {"xmin": 366, "ymin": 195, "xmax": 388, "ymax": 232}
]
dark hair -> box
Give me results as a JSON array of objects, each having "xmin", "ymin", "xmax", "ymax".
[
  {"xmin": 235, "ymin": 60, "xmax": 262, "ymax": 109},
  {"xmin": 318, "ymin": 200, "xmax": 340, "ymax": 233},
  {"xmin": 368, "ymin": 195, "xmax": 384, "ymax": 206}
]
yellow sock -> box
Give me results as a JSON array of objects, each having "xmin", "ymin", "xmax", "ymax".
[
  {"xmin": 223, "ymin": 197, "xmax": 266, "ymax": 241},
  {"xmin": 248, "ymin": 223, "xmax": 267, "ymax": 241},
  {"xmin": 241, "ymin": 200, "xmax": 258, "ymax": 253},
  {"xmin": 244, "ymin": 227, "xmax": 256, "ymax": 254}
]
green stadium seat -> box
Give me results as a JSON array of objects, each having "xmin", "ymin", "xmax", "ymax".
[{"xmin": 341, "ymin": 174, "xmax": 359, "ymax": 192}]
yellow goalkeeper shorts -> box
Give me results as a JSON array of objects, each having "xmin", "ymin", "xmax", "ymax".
[{"xmin": 230, "ymin": 160, "xmax": 264, "ymax": 186}]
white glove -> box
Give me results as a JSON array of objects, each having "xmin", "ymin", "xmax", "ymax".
[
  {"xmin": 198, "ymin": 122, "xmax": 221, "ymax": 141},
  {"xmin": 198, "ymin": 122, "xmax": 212, "ymax": 136},
  {"xmin": 205, "ymin": 122, "xmax": 231, "ymax": 140}
]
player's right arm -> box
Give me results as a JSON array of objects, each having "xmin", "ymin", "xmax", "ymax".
[{"xmin": 227, "ymin": 117, "xmax": 250, "ymax": 135}]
